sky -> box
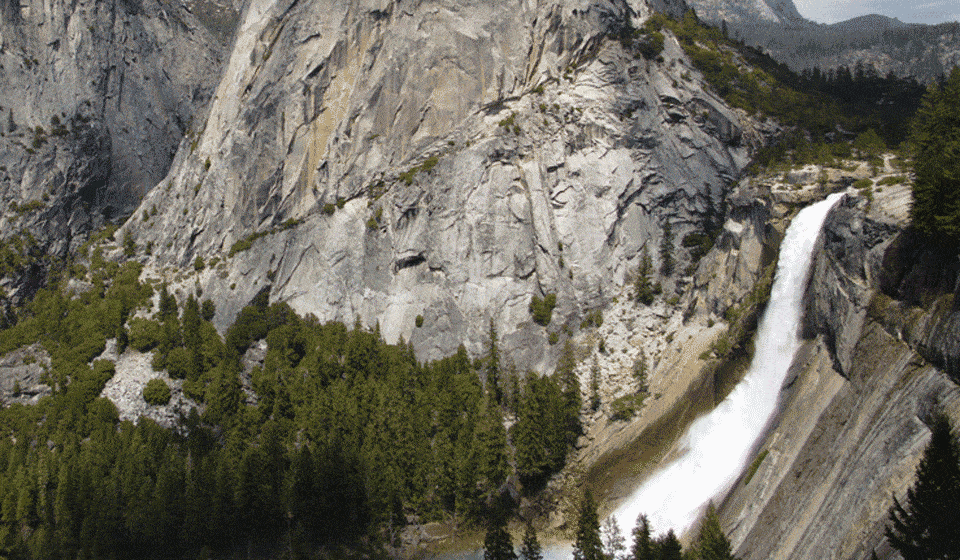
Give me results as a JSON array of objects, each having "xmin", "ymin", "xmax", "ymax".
[{"xmin": 793, "ymin": 0, "xmax": 960, "ymax": 25}]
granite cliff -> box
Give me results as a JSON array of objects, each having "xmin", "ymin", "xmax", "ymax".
[
  {"xmin": 124, "ymin": 0, "xmax": 766, "ymax": 370},
  {"xmin": 0, "ymin": 0, "xmax": 227, "ymax": 306}
]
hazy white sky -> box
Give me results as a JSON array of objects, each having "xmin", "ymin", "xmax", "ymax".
[{"xmin": 794, "ymin": 0, "xmax": 960, "ymax": 25}]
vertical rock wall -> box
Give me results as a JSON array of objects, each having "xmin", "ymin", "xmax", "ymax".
[{"xmin": 127, "ymin": 0, "xmax": 761, "ymax": 367}]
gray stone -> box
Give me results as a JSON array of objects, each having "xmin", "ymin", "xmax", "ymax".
[{"xmin": 128, "ymin": 0, "xmax": 761, "ymax": 366}]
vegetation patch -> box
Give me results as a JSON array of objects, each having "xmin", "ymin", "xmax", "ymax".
[
  {"xmin": 143, "ymin": 377, "xmax": 171, "ymax": 405},
  {"xmin": 610, "ymin": 393, "xmax": 646, "ymax": 422},
  {"xmin": 529, "ymin": 293, "xmax": 557, "ymax": 326},
  {"xmin": 227, "ymin": 218, "xmax": 303, "ymax": 257},
  {"xmin": 398, "ymin": 155, "xmax": 440, "ymax": 185},
  {"xmin": 9, "ymin": 200, "xmax": 45, "ymax": 216},
  {"xmin": 743, "ymin": 449, "xmax": 769, "ymax": 485}
]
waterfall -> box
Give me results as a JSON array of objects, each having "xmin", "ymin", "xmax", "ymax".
[{"xmin": 612, "ymin": 192, "xmax": 845, "ymax": 538}]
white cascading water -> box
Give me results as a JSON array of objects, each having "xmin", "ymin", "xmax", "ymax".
[{"xmin": 612, "ymin": 192, "xmax": 845, "ymax": 538}]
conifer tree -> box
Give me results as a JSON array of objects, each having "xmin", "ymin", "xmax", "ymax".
[
  {"xmin": 634, "ymin": 247, "xmax": 656, "ymax": 305},
  {"xmin": 589, "ymin": 358, "xmax": 601, "ymax": 412},
  {"xmin": 601, "ymin": 515, "xmax": 625, "ymax": 560},
  {"xmin": 573, "ymin": 491, "xmax": 604, "ymax": 560},
  {"xmin": 630, "ymin": 514, "xmax": 653, "ymax": 560},
  {"xmin": 472, "ymin": 395, "xmax": 510, "ymax": 512},
  {"xmin": 693, "ymin": 503, "xmax": 738, "ymax": 560},
  {"xmin": 909, "ymin": 67, "xmax": 960, "ymax": 242},
  {"xmin": 654, "ymin": 530, "xmax": 682, "ymax": 560},
  {"xmin": 556, "ymin": 341, "xmax": 582, "ymax": 446},
  {"xmin": 519, "ymin": 520, "xmax": 543, "ymax": 560},
  {"xmin": 886, "ymin": 413, "xmax": 960, "ymax": 559},
  {"xmin": 487, "ymin": 318, "xmax": 502, "ymax": 404},
  {"xmin": 660, "ymin": 221, "xmax": 675, "ymax": 277},
  {"xmin": 484, "ymin": 506, "xmax": 517, "ymax": 560},
  {"xmin": 513, "ymin": 373, "xmax": 566, "ymax": 488}
]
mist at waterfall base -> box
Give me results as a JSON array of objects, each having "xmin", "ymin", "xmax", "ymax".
[{"xmin": 612, "ymin": 192, "xmax": 845, "ymax": 540}]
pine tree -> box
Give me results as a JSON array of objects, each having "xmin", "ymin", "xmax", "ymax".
[
  {"xmin": 693, "ymin": 503, "xmax": 738, "ymax": 560},
  {"xmin": 910, "ymin": 67, "xmax": 960, "ymax": 242},
  {"xmin": 886, "ymin": 413, "xmax": 960, "ymax": 560},
  {"xmin": 659, "ymin": 221, "xmax": 675, "ymax": 277},
  {"xmin": 472, "ymin": 395, "xmax": 510, "ymax": 511},
  {"xmin": 487, "ymin": 318, "xmax": 502, "ymax": 404},
  {"xmin": 630, "ymin": 514, "xmax": 653, "ymax": 560},
  {"xmin": 484, "ymin": 506, "xmax": 517, "ymax": 560},
  {"xmin": 513, "ymin": 373, "xmax": 566, "ymax": 488},
  {"xmin": 654, "ymin": 530, "xmax": 682, "ymax": 560},
  {"xmin": 556, "ymin": 341, "xmax": 582, "ymax": 446},
  {"xmin": 519, "ymin": 520, "xmax": 543, "ymax": 560},
  {"xmin": 601, "ymin": 515, "xmax": 625, "ymax": 560},
  {"xmin": 634, "ymin": 247, "xmax": 656, "ymax": 305},
  {"xmin": 573, "ymin": 491, "xmax": 604, "ymax": 560},
  {"xmin": 589, "ymin": 358, "xmax": 600, "ymax": 412}
]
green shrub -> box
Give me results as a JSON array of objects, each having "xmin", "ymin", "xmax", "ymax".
[
  {"xmin": 853, "ymin": 129, "xmax": 885, "ymax": 158},
  {"xmin": 200, "ymin": 300, "xmax": 216, "ymax": 322},
  {"xmin": 415, "ymin": 315, "xmax": 424, "ymax": 328},
  {"xmin": 128, "ymin": 318, "xmax": 162, "ymax": 352},
  {"xmin": 182, "ymin": 379, "xmax": 205, "ymax": 402},
  {"xmin": 143, "ymin": 378, "xmax": 171, "ymax": 405},
  {"xmin": 743, "ymin": 449, "xmax": 769, "ymax": 485},
  {"xmin": 682, "ymin": 231, "xmax": 714, "ymax": 262},
  {"xmin": 853, "ymin": 178, "xmax": 873, "ymax": 190},
  {"xmin": 165, "ymin": 347, "xmax": 192, "ymax": 379},
  {"xmin": 228, "ymin": 238, "xmax": 253, "ymax": 257},
  {"xmin": 877, "ymin": 175, "xmax": 906, "ymax": 186},
  {"xmin": 610, "ymin": 393, "xmax": 645, "ymax": 421},
  {"xmin": 193, "ymin": 256, "xmax": 205, "ymax": 271},
  {"xmin": 529, "ymin": 293, "xmax": 557, "ymax": 326},
  {"xmin": 398, "ymin": 155, "xmax": 441, "ymax": 185},
  {"xmin": 579, "ymin": 309, "xmax": 603, "ymax": 330},
  {"xmin": 548, "ymin": 331, "xmax": 559, "ymax": 345},
  {"xmin": 637, "ymin": 31, "xmax": 665, "ymax": 60}
]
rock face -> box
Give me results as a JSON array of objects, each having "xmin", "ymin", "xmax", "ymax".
[
  {"xmin": 127, "ymin": 0, "xmax": 761, "ymax": 368},
  {"xmin": 686, "ymin": 0, "xmax": 960, "ymax": 81},
  {"xmin": 0, "ymin": 342, "xmax": 50, "ymax": 405},
  {"xmin": 714, "ymin": 186, "xmax": 960, "ymax": 559},
  {"xmin": 0, "ymin": 0, "xmax": 226, "ymax": 270},
  {"xmin": 685, "ymin": 0, "xmax": 803, "ymax": 26}
]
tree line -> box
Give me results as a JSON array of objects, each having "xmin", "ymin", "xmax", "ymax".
[
  {"xmin": 483, "ymin": 490, "xmax": 739, "ymax": 560},
  {"xmin": 0, "ymin": 255, "xmax": 586, "ymax": 558}
]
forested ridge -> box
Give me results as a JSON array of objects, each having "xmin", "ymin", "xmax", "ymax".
[{"xmin": 0, "ymin": 254, "xmax": 583, "ymax": 559}]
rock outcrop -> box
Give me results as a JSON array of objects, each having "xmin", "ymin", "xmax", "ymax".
[
  {"xmin": 126, "ymin": 0, "xmax": 762, "ymax": 369},
  {"xmin": 0, "ymin": 0, "xmax": 227, "ymax": 283}
]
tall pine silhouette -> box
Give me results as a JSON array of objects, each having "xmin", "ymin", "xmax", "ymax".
[{"xmin": 886, "ymin": 413, "xmax": 960, "ymax": 559}]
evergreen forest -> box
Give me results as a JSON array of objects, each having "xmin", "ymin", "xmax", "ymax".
[{"xmin": 0, "ymin": 258, "xmax": 582, "ymax": 558}]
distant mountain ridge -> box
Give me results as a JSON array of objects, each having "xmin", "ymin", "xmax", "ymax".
[{"xmin": 686, "ymin": 0, "xmax": 960, "ymax": 81}]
